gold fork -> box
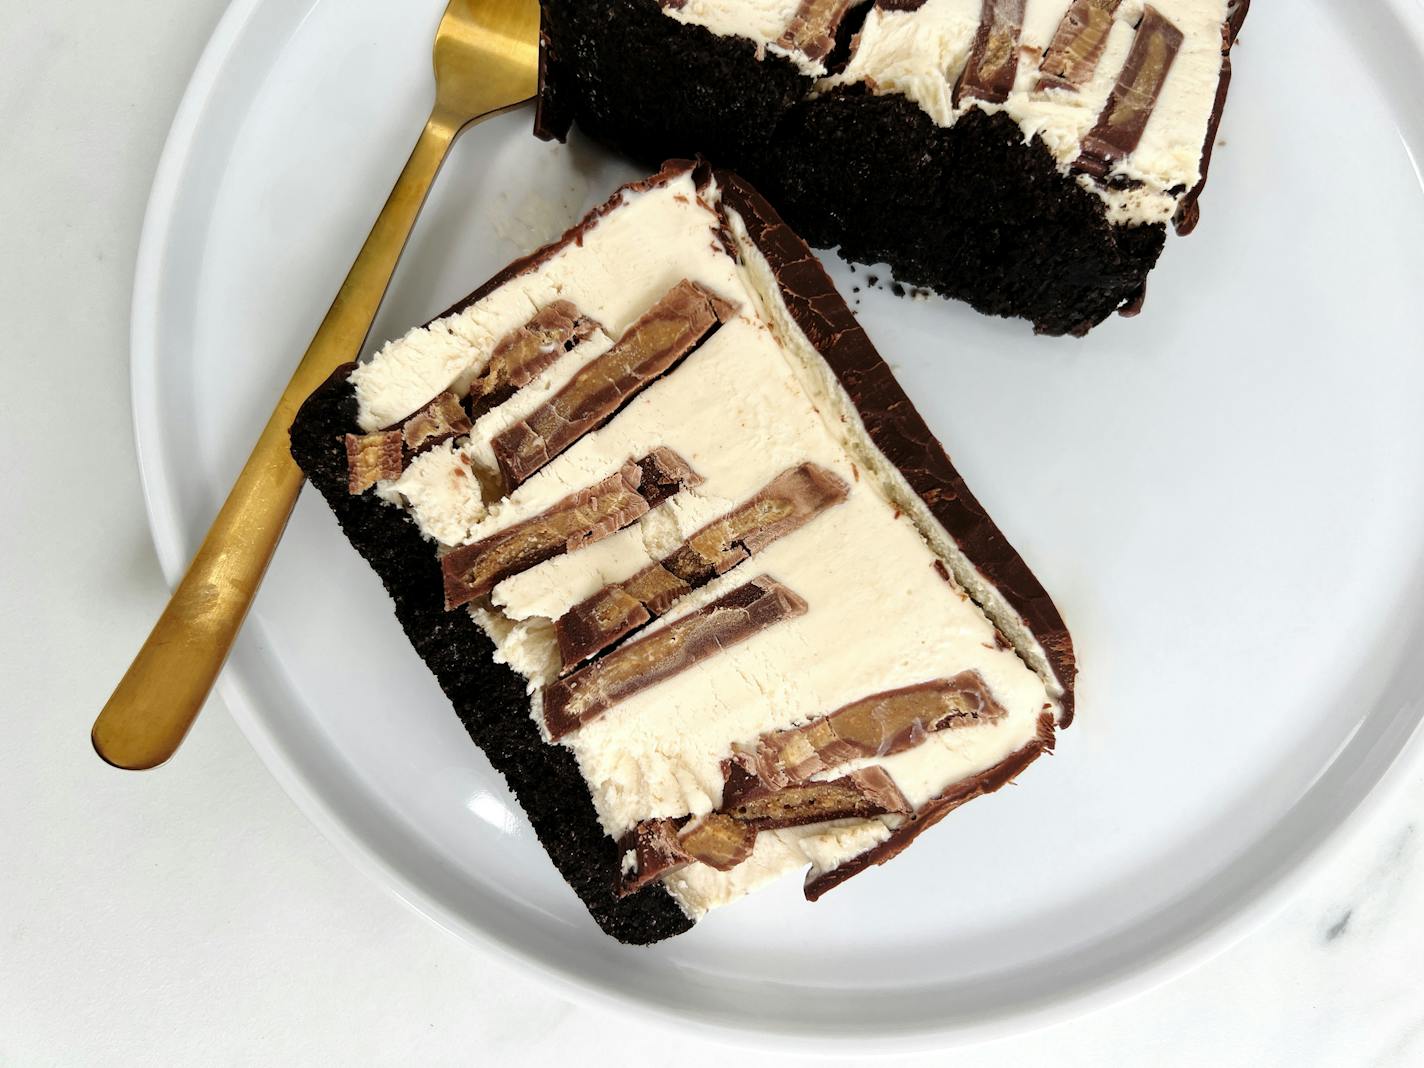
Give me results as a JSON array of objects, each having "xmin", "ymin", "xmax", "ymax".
[{"xmin": 92, "ymin": 0, "xmax": 541, "ymax": 770}]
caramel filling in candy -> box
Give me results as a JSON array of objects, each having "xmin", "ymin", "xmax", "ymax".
[
  {"xmin": 955, "ymin": 0, "xmax": 1026, "ymax": 106},
  {"xmin": 1037, "ymin": 0, "xmax": 1122, "ymax": 92},
  {"xmin": 722, "ymin": 766, "xmax": 910, "ymax": 829},
  {"xmin": 469, "ymin": 301, "xmax": 599, "ymax": 418},
  {"xmin": 345, "ymin": 430, "xmax": 403, "ymax": 494},
  {"xmin": 401, "ymin": 392, "xmax": 472, "ymax": 455},
  {"xmin": 677, "ymin": 815, "xmax": 757, "ymax": 872},
  {"xmin": 735, "ymin": 672, "xmax": 1008, "ymax": 787}
]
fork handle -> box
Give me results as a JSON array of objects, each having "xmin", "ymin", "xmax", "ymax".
[{"xmin": 93, "ymin": 112, "xmax": 462, "ymax": 770}]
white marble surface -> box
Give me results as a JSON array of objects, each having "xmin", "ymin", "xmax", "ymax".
[{"xmin": 3, "ymin": 1, "xmax": 1423, "ymax": 1063}]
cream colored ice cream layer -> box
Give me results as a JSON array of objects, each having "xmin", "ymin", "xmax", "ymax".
[
  {"xmin": 352, "ymin": 169, "xmax": 1057, "ymax": 919},
  {"xmin": 661, "ymin": 0, "xmax": 832, "ymax": 76},
  {"xmin": 658, "ymin": 0, "xmax": 1230, "ymax": 226}
]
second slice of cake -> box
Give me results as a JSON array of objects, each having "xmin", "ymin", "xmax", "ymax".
[
  {"xmin": 292, "ymin": 162, "xmax": 1075, "ymax": 942},
  {"xmin": 537, "ymin": 1, "xmax": 1250, "ymax": 336}
]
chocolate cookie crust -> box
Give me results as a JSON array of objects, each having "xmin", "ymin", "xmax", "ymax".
[{"xmin": 291, "ymin": 365, "xmax": 695, "ymax": 946}]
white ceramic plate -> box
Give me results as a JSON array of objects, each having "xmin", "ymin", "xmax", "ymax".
[{"xmin": 132, "ymin": 0, "xmax": 1424, "ymax": 1051}]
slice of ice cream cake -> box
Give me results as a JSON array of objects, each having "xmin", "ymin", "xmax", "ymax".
[{"xmin": 290, "ymin": 161, "xmax": 1075, "ymax": 944}]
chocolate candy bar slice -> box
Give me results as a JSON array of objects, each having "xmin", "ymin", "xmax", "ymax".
[
  {"xmin": 1037, "ymin": 0, "xmax": 1123, "ymax": 92},
  {"xmin": 1074, "ymin": 6, "xmax": 1186, "ymax": 179},
  {"xmin": 543, "ymin": 576, "xmax": 809, "ymax": 741},
  {"xmin": 619, "ymin": 766, "xmax": 912, "ymax": 894},
  {"xmin": 402, "ymin": 392, "xmax": 472, "ymax": 455},
  {"xmin": 555, "ymin": 463, "xmax": 848, "ymax": 669},
  {"xmin": 731, "ymin": 672, "xmax": 1009, "ymax": 789},
  {"xmin": 776, "ymin": 0, "xmax": 860, "ymax": 63},
  {"xmin": 441, "ymin": 450, "xmax": 699, "ymax": 610},
  {"xmin": 344, "ymin": 431, "xmax": 402, "ymax": 494},
  {"xmin": 492, "ymin": 280, "xmax": 733, "ymax": 489},
  {"xmin": 954, "ymin": 0, "xmax": 1026, "ymax": 106},
  {"xmin": 468, "ymin": 300, "xmax": 599, "ymax": 418},
  {"xmin": 720, "ymin": 765, "xmax": 912, "ymax": 828}
]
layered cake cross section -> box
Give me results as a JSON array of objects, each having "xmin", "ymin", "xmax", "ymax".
[
  {"xmin": 291, "ymin": 162, "xmax": 1075, "ymax": 941},
  {"xmin": 536, "ymin": 0, "xmax": 1249, "ymax": 335}
]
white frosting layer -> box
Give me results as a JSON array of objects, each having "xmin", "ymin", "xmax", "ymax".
[
  {"xmin": 662, "ymin": 0, "xmax": 831, "ymax": 76},
  {"xmin": 352, "ymin": 169, "xmax": 1057, "ymax": 919},
  {"xmin": 657, "ymin": 0, "xmax": 1230, "ymax": 226}
]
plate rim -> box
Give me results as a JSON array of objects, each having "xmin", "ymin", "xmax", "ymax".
[{"xmin": 128, "ymin": 0, "xmax": 1424, "ymax": 1051}]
